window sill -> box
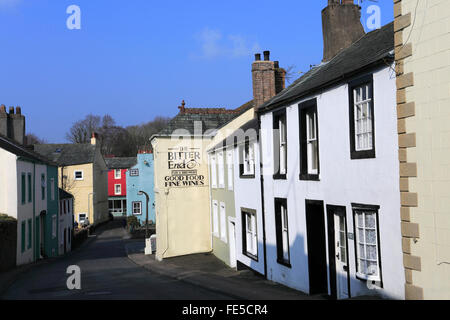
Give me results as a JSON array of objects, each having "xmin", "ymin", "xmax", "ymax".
[
  {"xmin": 299, "ymin": 174, "xmax": 320, "ymax": 181},
  {"xmin": 277, "ymin": 259, "xmax": 292, "ymax": 268},
  {"xmin": 239, "ymin": 174, "xmax": 255, "ymax": 179},
  {"xmin": 243, "ymin": 252, "xmax": 258, "ymax": 262},
  {"xmin": 273, "ymin": 173, "xmax": 287, "ymax": 180},
  {"xmin": 355, "ymin": 272, "xmax": 381, "ymax": 283}
]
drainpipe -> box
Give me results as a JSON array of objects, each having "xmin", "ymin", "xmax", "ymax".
[{"xmin": 257, "ymin": 114, "xmax": 268, "ymax": 279}]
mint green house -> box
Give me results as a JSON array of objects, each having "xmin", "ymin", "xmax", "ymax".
[{"xmin": 43, "ymin": 165, "xmax": 59, "ymax": 258}]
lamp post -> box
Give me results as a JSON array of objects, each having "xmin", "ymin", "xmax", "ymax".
[{"xmin": 137, "ymin": 190, "xmax": 150, "ymax": 239}]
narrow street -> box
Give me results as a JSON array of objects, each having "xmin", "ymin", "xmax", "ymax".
[{"xmin": 1, "ymin": 220, "xmax": 236, "ymax": 300}]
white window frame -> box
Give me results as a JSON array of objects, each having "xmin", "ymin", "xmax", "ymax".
[
  {"xmin": 280, "ymin": 203, "xmax": 289, "ymax": 262},
  {"xmin": 114, "ymin": 184, "xmax": 122, "ymax": 195},
  {"xmin": 52, "ymin": 215, "xmax": 57, "ymax": 239},
  {"xmin": 218, "ymin": 151, "xmax": 225, "ymax": 189},
  {"xmin": 279, "ymin": 116, "xmax": 287, "ymax": 175},
  {"xmin": 130, "ymin": 168, "xmax": 139, "ymax": 176},
  {"xmin": 132, "ymin": 201, "xmax": 142, "ymax": 215},
  {"xmin": 306, "ymin": 108, "xmax": 318, "ymax": 175},
  {"xmin": 114, "ymin": 169, "xmax": 121, "ymax": 179},
  {"xmin": 50, "ymin": 178, "xmax": 55, "ymax": 201},
  {"xmin": 212, "ymin": 200, "xmax": 219, "ymax": 236},
  {"xmin": 354, "ymin": 208, "xmax": 381, "ymax": 282},
  {"xmin": 220, "ymin": 202, "xmax": 227, "ymax": 242},
  {"xmin": 243, "ymin": 210, "xmax": 257, "ymax": 258},
  {"xmin": 227, "ymin": 150, "xmax": 233, "ymax": 191},
  {"xmin": 210, "ymin": 153, "xmax": 217, "ymax": 188},
  {"xmin": 74, "ymin": 170, "xmax": 84, "ymax": 181},
  {"xmin": 353, "ymin": 84, "xmax": 373, "ymax": 152},
  {"xmin": 242, "ymin": 141, "xmax": 255, "ymax": 176}
]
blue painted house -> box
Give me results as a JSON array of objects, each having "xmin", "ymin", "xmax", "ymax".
[{"xmin": 126, "ymin": 151, "xmax": 155, "ymax": 225}]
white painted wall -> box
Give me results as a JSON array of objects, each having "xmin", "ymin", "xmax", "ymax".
[
  {"xmin": 260, "ymin": 66, "xmax": 405, "ymax": 299},
  {"xmin": 234, "ymin": 140, "xmax": 265, "ymax": 275},
  {"xmin": 0, "ymin": 149, "xmax": 18, "ymax": 218},
  {"xmin": 59, "ymin": 198, "xmax": 73, "ymax": 255}
]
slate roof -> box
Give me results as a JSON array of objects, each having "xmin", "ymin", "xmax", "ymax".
[
  {"xmin": 209, "ymin": 117, "xmax": 259, "ymax": 152},
  {"xmin": 105, "ymin": 157, "xmax": 137, "ymax": 170},
  {"xmin": 154, "ymin": 100, "xmax": 254, "ymax": 138},
  {"xmin": 258, "ymin": 22, "xmax": 394, "ymax": 114},
  {"xmin": 59, "ymin": 188, "xmax": 74, "ymax": 200},
  {"xmin": 0, "ymin": 134, "xmax": 56, "ymax": 166},
  {"xmin": 34, "ymin": 143, "xmax": 96, "ymax": 166}
]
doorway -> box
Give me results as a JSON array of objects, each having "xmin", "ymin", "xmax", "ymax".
[
  {"xmin": 305, "ymin": 200, "xmax": 328, "ymax": 295},
  {"xmin": 327, "ymin": 205, "xmax": 350, "ymax": 299},
  {"xmin": 228, "ymin": 219, "xmax": 237, "ymax": 268}
]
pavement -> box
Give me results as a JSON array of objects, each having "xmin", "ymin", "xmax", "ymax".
[
  {"xmin": 125, "ymin": 242, "xmax": 321, "ymax": 300},
  {"xmin": 0, "ymin": 219, "xmax": 318, "ymax": 300}
]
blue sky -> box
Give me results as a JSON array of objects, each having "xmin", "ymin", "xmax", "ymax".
[{"xmin": 0, "ymin": 0, "xmax": 393, "ymax": 143}]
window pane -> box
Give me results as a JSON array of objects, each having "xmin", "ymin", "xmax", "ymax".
[
  {"xmin": 366, "ymin": 230, "xmax": 377, "ymax": 245},
  {"xmin": 367, "ymin": 261, "xmax": 378, "ymax": 276},
  {"xmin": 341, "ymin": 247, "xmax": 347, "ymax": 264},
  {"xmin": 365, "ymin": 213, "xmax": 376, "ymax": 228},
  {"xmin": 367, "ymin": 245, "xmax": 377, "ymax": 260},
  {"xmin": 359, "ymin": 259, "xmax": 367, "ymax": 274}
]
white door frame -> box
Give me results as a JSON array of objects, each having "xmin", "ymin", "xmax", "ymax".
[{"xmin": 228, "ymin": 217, "xmax": 237, "ymax": 268}]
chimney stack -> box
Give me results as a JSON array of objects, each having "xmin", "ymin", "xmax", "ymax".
[
  {"xmin": 0, "ymin": 105, "xmax": 25, "ymax": 145},
  {"xmin": 322, "ymin": 0, "xmax": 365, "ymax": 62},
  {"xmin": 91, "ymin": 132, "xmax": 98, "ymax": 145},
  {"xmin": 252, "ymin": 51, "xmax": 286, "ymax": 109}
]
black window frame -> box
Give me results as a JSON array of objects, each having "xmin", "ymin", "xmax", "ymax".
[
  {"xmin": 351, "ymin": 203, "xmax": 383, "ymax": 288},
  {"xmin": 239, "ymin": 137, "xmax": 255, "ymax": 179},
  {"xmin": 241, "ymin": 208, "xmax": 258, "ymax": 261},
  {"xmin": 299, "ymin": 99, "xmax": 320, "ymax": 181},
  {"xmin": 273, "ymin": 109, "xmax": 287, "ymax": 180},
  {"xmin": 348, "ymin": 74, "xmax": 376, "ymax": 160},
  {"xmin": 275, "ymin": 198, "xmax": 291, "ymax": 268}
]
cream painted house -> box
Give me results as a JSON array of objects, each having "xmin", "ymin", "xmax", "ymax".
[
  {"xmin": 394, "ymin": 0, "xmax": 450, "ymax": 299},
  {"xmin": 151, "ymin": 102, "xmax": 251, "ymax": 261},
  {"xmin": 34, "ymin": 135, "xmax": 109, "ymax": 226}
]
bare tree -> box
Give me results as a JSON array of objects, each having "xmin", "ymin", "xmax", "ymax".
[
  {"xmin": 126, "ymin": 116, "xmax": 171, "ymax": 153},
  {"xmin": 284, "ymin": 65, "xmax": 298, "ymax": 84},
  {"xmin": 26, "ymin": 133, "xmax": 47, "ymax": 145},
  {"xmin": 66, "ymin": 114, "xmax": 101, "ymax": 143},
  {"xmin": 66, "ymin": 114, "xmax": 171, "ymax": 156}
]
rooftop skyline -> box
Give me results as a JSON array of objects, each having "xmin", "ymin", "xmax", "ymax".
[{"xmin": 0, "ymin": 0, "xmax": 393, "ymax": 143}]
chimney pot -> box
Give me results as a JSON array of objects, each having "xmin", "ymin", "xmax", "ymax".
[
  {"xmin": 0, "ymin": 105, "xmax": 6, "ymax": 113},
  {"xmin": 255, "ymin": 53, "xmax": 261, "ymax": 61},
  {"xmin": 178, "ymin": 100, "xmax": 186, "ymax": 113},
  {"xmin": 16, "ymin": 106, "xmax": 21, "ymax": 115},
  {"xmin": 274, "ymin": 61, "xmax": 280, "ymax": 68},
  {"xmin": 263, "ymin": 51, "xmax": 270, "ymax": 61},
  {"xmin": 9, "ymin": 107, "xmax": 14, "ymax": 114}
]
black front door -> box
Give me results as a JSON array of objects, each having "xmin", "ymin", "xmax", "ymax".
[{"xmin": 305, "ymin": 200, "xmax": 328, "ymax": 295}]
